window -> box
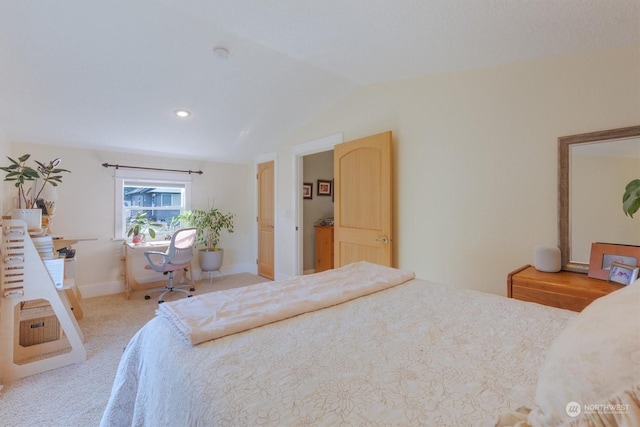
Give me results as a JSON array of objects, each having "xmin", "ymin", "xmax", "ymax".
[{"xmin": 114, "ymin": 169, "xmax": 192, "ymax": 240}]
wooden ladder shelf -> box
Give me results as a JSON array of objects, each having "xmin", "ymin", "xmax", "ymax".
[{"xmin": 0, "ymin": 220, "xmax": 86, "ymax": 383}]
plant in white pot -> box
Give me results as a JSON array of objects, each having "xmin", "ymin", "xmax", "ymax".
[
  {"xmin": 175, "ymin": 207, "xmax": 235, "ymax": 273},
  {"xmin": 1, "ymin": 155, "xmax": 70, "ymax": 208},
  {"xmin": 1, "ymin": 155, "xmax": 70, "ymax": 229}
]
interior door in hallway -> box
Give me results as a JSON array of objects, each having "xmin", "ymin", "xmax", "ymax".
[
  {"xmin": 257, "ymin": 161, "xmax": 274, "ymax": 279},
  {"xmin": 334, "ymin": 131, "xmax": 393, "ymax": 267}
]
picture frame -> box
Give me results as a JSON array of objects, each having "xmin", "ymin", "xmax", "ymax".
[
  {"xmin": 608, "ymin": 262, "xmax": 640, "ymax": 286},
  {"xmin": 302, "ymin": 182, "xmax": 313, "ymax": 200},
  {"xmin": 588, "ymin": 242, "xmax": 640, "ymax": 280},
  {"xmin": 317, "ymin": 179, "xmax": 332, "ymax": 196}
]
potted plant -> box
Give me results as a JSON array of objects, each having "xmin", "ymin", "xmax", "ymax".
[
  {"xmin": 623, "ymin": 179, "xmax": 640, "ymax": 218},
  {"xmin": 126, "ymin": 211, "xmax": 159, "ymax": 244},
  {"xmin": 1, "ymin": 155, "xmax": 70, "ymax": 208},
  {"xmin": 1, "ymin": 155, "xmax": 70, "ymax": 229},
  {"xmin": 174, "ymin": 207, "xmax": 235, "ymax": 272}
]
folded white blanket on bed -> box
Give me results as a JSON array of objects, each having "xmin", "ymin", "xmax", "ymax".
[{"xmin": 157, "ymin": 261, "xmax": 415, "ymax": 345}]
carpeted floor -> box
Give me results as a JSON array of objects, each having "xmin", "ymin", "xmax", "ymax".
[{"xmin": 0, "ymin": 273, "xmax": 268, "ymax": 427}]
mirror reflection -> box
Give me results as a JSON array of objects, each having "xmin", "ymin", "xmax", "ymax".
[{"xmin": 570, "ymin": 137, "xmax": 640, "ymax": 264}]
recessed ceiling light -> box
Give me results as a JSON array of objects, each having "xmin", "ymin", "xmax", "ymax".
[{"xmin": 174, "ymin": 110, "xmax": 191, "ymax": 118}]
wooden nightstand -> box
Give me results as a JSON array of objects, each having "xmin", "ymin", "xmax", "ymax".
[{"xmin": 507, "ymin": 265, "xmax": 623, "ymax": 312}]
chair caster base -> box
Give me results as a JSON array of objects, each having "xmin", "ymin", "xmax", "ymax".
[
  {"xmin": 187, "ymin": 295, "xmax": 192, "ymax": 298},
  {"xmin": 158, "ymin": 300, "xmax": 165, "ymax": 304},
  {"xmin": 144, "ymin": 295, "xmax": 151, "ymax": 300},
  {"xmin": 189, "ymin": 287, "xmax": 195, "ymax": 292}
]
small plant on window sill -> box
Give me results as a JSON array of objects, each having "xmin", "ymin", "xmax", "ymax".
[{"xmin": 127, "ymin": 212, "xmax": 161, "ymax": 244}]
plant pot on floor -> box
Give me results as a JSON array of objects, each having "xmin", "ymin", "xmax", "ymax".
[{"xmin": 199, "ymin": 248, "xmax": 224, "ymax": 273}]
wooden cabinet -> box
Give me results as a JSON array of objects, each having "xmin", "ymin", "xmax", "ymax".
[
  {"xmin": 314, "ymin": 226, "xmax": 334, "ymax": 273},
  {"xmin": 507, "ymin": 265, "xmax": 622, "ymax": 312}
]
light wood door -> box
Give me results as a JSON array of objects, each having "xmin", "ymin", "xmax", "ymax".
[
  {"xmin": 257, "ymin": 161, "xmax": 274, "ymax": 279},
  {"xmin": 334, "ymin": 131, "xmax": 393, "ymax": 267}
]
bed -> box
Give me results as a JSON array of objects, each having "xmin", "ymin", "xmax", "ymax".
[{"xmin": 101, "ymin": 262, "xmax": 640, "ymax": 426}]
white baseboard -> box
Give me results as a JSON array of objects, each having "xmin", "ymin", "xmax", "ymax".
[
  {"xmin": 79, "ymin": 280, "xmax": 124, "ymax": 298},
  {"xmin": 193, "ymin": 262, "xmax": 256, "ymax": 280},
  {"xmin": 78, "ymin": 262, "xmax": 261, "ymax": 298}
]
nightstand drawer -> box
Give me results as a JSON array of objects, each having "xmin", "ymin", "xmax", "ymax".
[
  {"xmin": 511, "ymin": 283, "xmax": 595, "ymax": 311},
  {"xmin": 508, "ymin": 265, "xmax": 622, "ymax": 312}
]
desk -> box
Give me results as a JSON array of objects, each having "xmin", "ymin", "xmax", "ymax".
[
  {"xmin": 50, "ymin": 237, "xmax": 95, "ymax": 319},
  {"xmin": 123, "ymin": 241, "xmax": 191, "ymax": 299},
  {"xmin": 51, "ymin": 236, "xmax": 97, "ymax": 251},
  {"xmin": 62, "ymin": 278, "xmax": 83, "ymax": 320}
]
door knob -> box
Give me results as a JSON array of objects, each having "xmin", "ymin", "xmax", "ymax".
[{"xmin": 376, "ymin": 236, "xmax": 389, "ymax": 244}]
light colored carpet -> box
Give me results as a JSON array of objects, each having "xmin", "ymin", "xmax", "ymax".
[{"xmin": 0, "ymin": 273, "xmax": 268, "ymax": 427}]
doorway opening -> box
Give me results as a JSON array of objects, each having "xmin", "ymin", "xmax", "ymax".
[
  {"xmin": 302, "ymin": 151, "xmax": 334, "ymax": 274},
  {"xmin": 293, "ymin": 133, "xmax": 342, "ymax": 276}
]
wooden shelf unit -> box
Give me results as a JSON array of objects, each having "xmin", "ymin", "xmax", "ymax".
[
  {"xmin": 0, "ymin": 220, "xmax": 86, "ymax": 383},
  {"xmin": 507, "ymin": 264, "xmax": 622, "ymax": 312}
]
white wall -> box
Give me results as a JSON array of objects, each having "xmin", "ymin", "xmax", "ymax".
[
  {"xmin": 2, "ymin": 143, "xmax": 256, "ymax": 297},
  {"xmin": 274, "ymin": 45, "xmax": 640, "ymax": 295}
]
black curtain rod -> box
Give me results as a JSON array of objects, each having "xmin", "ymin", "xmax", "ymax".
[{"xmin": 102, "ymin": 162, "xmax": 203, "ymax": 175}]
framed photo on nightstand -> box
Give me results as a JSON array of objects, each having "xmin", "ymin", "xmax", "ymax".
[
  {"xmin": 588, "ymin": 242, "xmax": 640, "ymax": 280},
  {"xmin": 608, "ymin": 262, "xmax": 640, "ymax": 285}
]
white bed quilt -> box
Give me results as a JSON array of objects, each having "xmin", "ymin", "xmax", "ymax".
[
  {"xmin": 101, "ymin": 274, "xmax": 574, "ymax": 426},
  {"xmin": 157, "ymin": 261, "xmax": 415, "ymax": 345}
]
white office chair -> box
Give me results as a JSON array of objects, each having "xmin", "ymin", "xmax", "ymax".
[{"xmin": 143, "ymin": 227, "xmax": 197, "ymax": 303}]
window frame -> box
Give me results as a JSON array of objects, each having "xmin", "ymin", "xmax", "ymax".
[{"xmin": 114, "ymin": 169, "xmax": 192, "ymax": 240}]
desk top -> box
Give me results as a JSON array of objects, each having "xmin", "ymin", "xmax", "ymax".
[
  {"xmin": 52, "ymin": 237, "xmax": 97, "ymax": 251},
  {"xmin": 126, "ymin": 240, "xmax": 170, "ymax": 249}
]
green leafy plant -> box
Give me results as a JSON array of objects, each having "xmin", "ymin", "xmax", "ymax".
[
  {"xmin": 174, "ymin": 207, "xmax": 235, "ymax": 250},
  {"xmin": 623, "ymin": 179, "xmax": 640, "ymax": 218},
  {"xmin": 0, "ymin": 155, "xmax": 70, "ymax": 208},
  {"xmin": 126, "ymin": 211, "xmax": 159, "ymax": 240}
]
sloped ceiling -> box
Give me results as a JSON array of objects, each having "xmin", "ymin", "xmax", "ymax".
[{"xmin": 0, "ymin": 0, "xmax": 638, "ymax": 163}]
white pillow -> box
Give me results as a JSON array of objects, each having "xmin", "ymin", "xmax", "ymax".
[{"xmin": 528, "ymin": 279, "xmax": 640, "ymax": 426}]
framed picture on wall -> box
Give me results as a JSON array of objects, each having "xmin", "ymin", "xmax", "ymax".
[
  {"xmin": 303, "ymin": 182, "xmax": 313, "ymax": 199},
  {"xmin": 317, "ymin": 179, "xmax": 332, "ymax": 196}
]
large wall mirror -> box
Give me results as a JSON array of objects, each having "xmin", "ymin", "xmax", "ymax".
[{"xmin": 559, "ymin": 125, "xmax": 640, "ymax": 272}]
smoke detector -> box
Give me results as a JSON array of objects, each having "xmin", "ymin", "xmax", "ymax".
[{"xmin": 213, "ymin": 47, "xmax": 230, "ymax": 59}]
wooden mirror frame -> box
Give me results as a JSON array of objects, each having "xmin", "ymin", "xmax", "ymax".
[{"xmin": 558, "ymin": 125, "xmax": 640, "ymax": 272}]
